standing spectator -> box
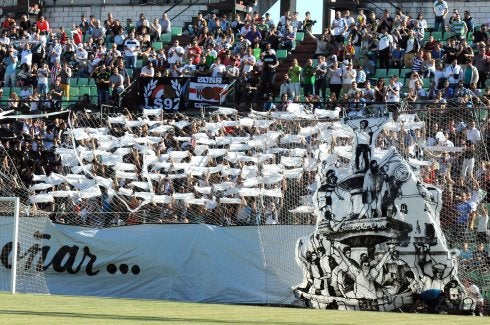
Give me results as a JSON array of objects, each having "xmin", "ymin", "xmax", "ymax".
[
  {"xmin": 473, "ymin": 44, "xmax": 488, "ymax": 89},
  {"xmin": 37, "ymin": 63, "xmax": 49, "ymax": 97},
  {"xmin": 79, "ymin": 15, "xmax": 90, "ymax": 35},
  {"xmin": 328, "ymin": 61, "xmax": 343, "ymax": 99},
  {"xmin": 36, "ymin": 16, "xmax": 50, "ymax": 34},
  {"xmin": 186, "ymin": 40, "xmax": 202, "ymax": 65},
  {"xmin": 59, "ymin": 61, "xmax": 72, "ymax": 100},
  {"xmin": 261, "ymin": 44, "xmax": 279, "ymax": 95},
  {"xmin": 463, "ymin": 11, "xmax": 476, "ymax": 36},
  {"xmin": 303, "ymin": 11, "xmax": 315, "ymax": 32},
  {"xmin": 161, "ymin": 13, "xmax": 171, "ymax": 34},
  {"xmin": 287, "ymin": 58, "xmax": 302, "ymax": 99},
  {"xmin": 386, "ymin": 75, "xmax": 401, "ymax": 103},
  {"xmin": 314, "ymin": 56, "xmax": 329, "ymax": 103},
  {"xmin": 49, "ymin": 38, "xmax": 63, "ymax": 66},
  {"xmin": 302, "ymin": 59, "xmax": 315, "ymax": 98},
  {"xmin": 109, "ymin": 66, "xmax": 125, "ymax": 101},
  {"xmin": 308, "ymin": 30, "xmax": 328, "ymax": 58},
  {"xmin": 48, "ymin": 79, "xmax": 63, "ymax": 110},
  {"xmin": 124, "ymin": 32, "xmax": 140, "ymax": 69},
  {"xmin": 377, "ymin": 28, "xmax": 393, "ymax": 69},
  {"xmin": 149, "ymin": 18, "xmax": 162, "ymax": 42},
  {"xmin": 462, "ymin": 60, "xmax": 479, "ymax": 88},
  {"xmin": 449, "ymin": 13, "xmax": 467, "ymax": 40},
  {"xmin": 473, "ymin": 25, "xmax": 488, "ymax": 44},
  {"xmin": 433, "ymin": 0, "xmax": 448, "ymax": 33},
  {"xmin": 2, "ymin": 46, "xmax": 18, "ymax": 87},
  {"xmin": 331, "ymin": 11, "xmax": 347, "ymax": 44},
  {"xmin": 341, "ymin": 61, "xmax": 357, "ymax": 95},
  {"xmin": 240, "ymin": 46, "xmax": 256, "ymax": 74},
  {"xmin": 466, "ymin": 120, "xmax": 481, "ymax": 144},
  {"xmin": 95, "ymin": 65, "xmax": 111, "ymax": 105}
]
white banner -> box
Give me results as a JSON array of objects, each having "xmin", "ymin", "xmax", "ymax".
[{"xmin": 0, "ymin": 219, "xmax": 312, "ymax": 304}]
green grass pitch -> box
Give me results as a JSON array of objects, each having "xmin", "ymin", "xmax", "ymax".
[{"xmin": 0, "ymin": 293, "xmax": 487, "ymax": 324}]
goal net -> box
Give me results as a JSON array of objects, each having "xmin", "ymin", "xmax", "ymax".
[
  {"xmin": 0, "ymin": 148, "xmax": 50, "ymax": 294},
  {"xmin": 7, "ymin": 102, "xmax": 488, "ymax": 309}
]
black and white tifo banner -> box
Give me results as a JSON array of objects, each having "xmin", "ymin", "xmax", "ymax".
[
  {"xmin": 140, "ymin": 77, "xmax": 187, "ymax": 110},
  {"xmin": 188, "ymin": 76, "xmax": 231, "ymax": 109}
]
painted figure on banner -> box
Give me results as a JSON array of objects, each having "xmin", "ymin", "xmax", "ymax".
[{"xmin": 293, "ymin": 112, "xmax": 475, "ymax": 314}]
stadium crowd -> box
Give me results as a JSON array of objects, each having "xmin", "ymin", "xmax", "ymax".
[{"xmin": 0, "ymin": 3, "xmax": 488, "ymax": 273}]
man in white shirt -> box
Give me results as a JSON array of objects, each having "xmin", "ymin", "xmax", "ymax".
[
  {"xmin": 123, "ymin": 32, "xmax": 140, "ymax": 69},
  {"xmin": 167, "ymin": 39, "xmax": 185, "ymax": 66},
  {"xmin": 386, "ymin": 76, "xmax": 400, "ymax": 103},
  {"xmin": 139, "ymin": 61, "xmax": 155, "ymax": 77},
  {"xmin": 378, "ymin": 28, "xmax": 393, "ymax": 69},
  {"xmin": 75, "ymin": 44, "xmax": 88, "ymax": 70},
  {"xmin": 433, "ymin": 0, "xmax": 448, "ymax": 32},
  {"xmin": 240, "ymin": 47, "xmax": 256, "ymax": 74},
  {"xmin": 444, "ymin": 58, "xmax": 462, "ymax": 89},
  {"xmin": 20, "ymin": 43, "xmax": 33, "ymax": 67},
  {"xmin": 331, "ymin": 11, "xmax": 347, "ymax": 43},
  {"xmin": 466, "ymin": 121, "xmax": 481, "ymax": 144},
  {"xmin": 0, "ymin": 30, "xmax": 10, "ymax": 46}
]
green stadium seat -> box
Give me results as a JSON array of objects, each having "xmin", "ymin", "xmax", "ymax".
[
  {"xmin": 88, "ymin": 78, "xmax": 97, "ymax": 86},
  {"xmin": 160, "ymin": 32, "xmax": 172, "ymax": 44},
  {"xmin": 126, "ymin": 68, "xmax": 134, "ymax": 78},
  {"xmin": 431, "ymin": 31, "xmax": 443, "ymax": 41},
  {"xmin": 295, "ymin": 32, "xmax": 304, "ymax": 42},
  {"xmin": 70, "ymin": 86, "xmax": 79, "ymax": 100},
  {"xmin": 10, "ymin": 87, "xmax": 21, "ymax": 95},
  {"xmin": 69, "ymin": 78, "xmax": 78, "ymax": 87},
  {"xmin": 171, "ymin": 26, "xmax": 182, "ymax": 36},
  {"xmin": 374, "ymin": 69, "xmax": 388, "ymax": 79},
  {"xmin": 152, "ymin": 42, "xmax": 163, "ymax": 50},
  {"xmin": 387, "ymin": 68, "xmax": 400, "ymax": 77},
  {"xmin": 136, "ymin": 60, "xmax": 143, "ymax": 68},
  {"xmin": 401, "ymin": 68, "xmax": 412, "ymax": 78},
  {"xmin": 78, "ymin": 86, "xmax": 91, "ymax": 97},
  {"xmin": 77, "ymin": 78, "xmax": 89, "ymax": 86},
  {"xmin": 422, "ymin": 78, "xmax": 431, "ymax": 88},
  {"xmin": 276, "ymin": 49, "xmax": 288, "ymax": 60},
  {"xmin": 3, "ymin": 87, "xmax": 11, "ymax": 95},
  {"xmin": 90, "ymin": 86, "xmax": 97, "ymax": 97}
]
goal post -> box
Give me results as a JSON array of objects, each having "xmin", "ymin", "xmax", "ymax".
[{"xmin": 0, "ymin": 196, "xmax": 50, "ymax": 295}]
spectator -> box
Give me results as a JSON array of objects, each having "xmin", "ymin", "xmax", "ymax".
[
  {"xmin": 161, "ymin": 13, "xmax": 171, "ymax": 34},
  {"xmin": 433, "ymin": 0, "xmax": 448, "ymax": 33},
  {"xmin": 444, "ymin": 58, "xmax": 462, "ymax": 88},
  {"xmin": 36, "ymin": 16, "xmax": 50, "ymax": 34},
  {"xmin": 287, "ymin": 58, "xmax": 301, "ymax": 99},
  {"xmin": 314, "ymin": 56, "xmax": 328, "ymax": 103},
  {"xmin": 3, "ymin": 45, "xmax": 18, "ymax": 87},
  {"xmin": 378, "ymin": 27, "xmax": 393, "ymax": 69},
  {"xmin": 94, "ymin": 65, "xmax": 111, "ymax": 105},
  {"xmin": 123, "ymin": 32, "xmax": 140, "ymax": 69},
  {"xmin": 302, "ymin": 59, "xmax": 315, "ymax": 97},
  {"xmin": 59, "ymin": 61, "xmax": 72, "ymax": 100},
  {"xmin": 449, "ymin": 13, "xmax": 467, "ymax": 40},
  {"xmin": 328, "ymin": 61, "xmax": 342, "ymax": 99},
  {"xmin": 261, "ymin": 43, "xmax": 279, "ymax": 95}
]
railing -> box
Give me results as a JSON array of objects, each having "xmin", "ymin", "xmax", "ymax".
[{"xmin": 169, "ymin": 0, "xmax": 203, "ymax": 22}]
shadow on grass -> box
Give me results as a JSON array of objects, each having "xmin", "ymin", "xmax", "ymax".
[{"xmin": 0, "ymin": 309, "xmax": 310, "ymax": 324}]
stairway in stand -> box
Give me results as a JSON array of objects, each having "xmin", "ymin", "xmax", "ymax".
[{"xmin": 273, "ymin": 32, "xmax": 317, "ymax": 95}]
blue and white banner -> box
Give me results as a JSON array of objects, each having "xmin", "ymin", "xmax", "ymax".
[{"xmin": 0, "ymin": 219, "xmax": 312, "ymax": 304}]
